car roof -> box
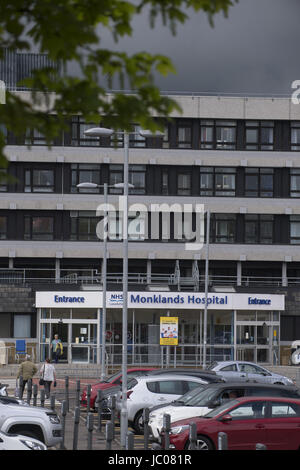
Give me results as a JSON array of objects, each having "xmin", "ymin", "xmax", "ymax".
[
  {"xmin": 149, "ymin": 368, "xmax": 216, "ymax": 375},
  {"xmin": 133, "ymin": 374, "xmax": 207, "ymax": 382},
  {"xmin": 233, "ymin": 396, "xmax": 300, "ymax": 404},
  {"xmin": 194, "ymin": 381, "xmax": 299, "ymax": 391}
]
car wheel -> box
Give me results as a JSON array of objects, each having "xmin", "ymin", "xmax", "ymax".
[
  {"xmin": 133, "ymin": 410, "xmax": 144, "ymax": 435},
  {"xmin": 185, "ymin": 435, "xmax": 214, "ymax": 450}
]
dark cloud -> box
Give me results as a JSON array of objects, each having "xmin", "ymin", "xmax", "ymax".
[{"xmin": 100, "ymin": 0, "xmax": 300, "ymax": 95}]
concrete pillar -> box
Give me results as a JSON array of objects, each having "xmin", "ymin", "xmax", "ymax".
[
  {"xmin": 147, "ymin": 259, "xmax": 152, "ymax": 284},
  {"xmin": 237, "ymin": 261, "xmax": 242, "ymax": 287},
  {"xmin": 55, "ymin": 258, "xmax": 60, "ymax": 283},
  {"xmin": 282, "ymin": 262, "xmax": 287, "ymax": 287}
]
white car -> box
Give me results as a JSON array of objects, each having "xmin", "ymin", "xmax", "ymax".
[
  {"xmin": 0, "ymin": 430, "xmax": 46, "ymax": 450},
  {"xmin": 123, "ymin": 374, "xmax": 208, "ymax": 434}
]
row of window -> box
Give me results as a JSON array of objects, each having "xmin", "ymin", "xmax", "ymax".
[
  {"xmin": 1, "ymin": 212, "xmax": 300, "ymax": 244},
  {"xmin": 4, "ymin": 164, "xmax": 300, "ymax": 198},
  {"xmin": 3, "ymin": 118, "xmax": 300, "ymax": 151}
]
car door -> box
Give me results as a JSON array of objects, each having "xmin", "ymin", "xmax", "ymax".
[
  {"xmin": 238, "ymin": 363, "xmax": 270, "ymax": 383},
  {"xmin": 219, "ymin": 400, "xmax": 268, "ymax": 450},
  {"xmin": 263, "ymin": 400, "xmax": 300, "ymax": 450},
  {"xmin": 217, "ymin": 364, "xmax": 242, "ymax": 381}
]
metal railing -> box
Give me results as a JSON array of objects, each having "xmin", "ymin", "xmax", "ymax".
[{"xmin": 0, "ymin": 267, "xmax": 298, "ymax": 289}]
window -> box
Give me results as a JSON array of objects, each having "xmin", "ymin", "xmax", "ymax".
[
  {"xmin": 271, "ymin": 402, "xmax": 300, "ymax": 417},
  {"xmin": 157, "ymin": 380, "xmax": 184, "ymax": 395},
  {"xmin": 211, "ymin": 214, "xmax": 236, "ymax": 243},
  {"xmin": 129, "ymin": 124, "xmax": 146, "ymax": 148},
  {"xmin": 71, "ymin": 164, "xmax": 101, "ymax": 193},
  {"xmin": 290, "ymin": 215, "xmax": 300, "ymax": 244},
  {"xmin": 162, "ymin": 124, "xmax": 170, "ymax": 149},
  {"xmin": 246, "ymin": 121, "xmax": 274, "ymax": 150},
  {"xmin": 162, "ymin": 171, "xmax": 169, "ymax": 195},
  {"xmin": 244, "ymin": 215, "xmax": 273, "ymax": 244},
  {"xmin": 245, "ymin": 168, "xmax": 273, "ymax": 197},
  {"xmin": 24, "ymin": 216, "xmax": 54, "ymax": 240},
  {"xmin": 200, "ymin": 167, "xmax": 236, "ymax": 196},
  {"xmin": 291, "ymin": 122, "xmax": 300, "ymax": 151},
  {"xmin": 71, "ymin": 116, "xmax": 100, "ymax": 147},
  {"xmin": 0, "ymin": 169, "xmax": 8, "ymax": 192},
  {"xmin": 290, "ymin": 169, "xmax": 300, "ymax": 197},
  {"xmin": 220, "ymin": 364, "xmax": 238, "ymax": 372},
  {"xmin": 229, "ymin": 401, "xmax": 267, "ymax": 420},
  {"xmin": 70, "ymin": 211, "xmax": 99, "ymax": 241},
  {"xmin": 200, "ymin": 120, "xmax": 236, "ymax": 150},
  {"xmin": 24, "ymin": 169, "xmax": 54, "ymax": 193},
  {"xmin": 107, "ymin": 212, "xmax": 146, "ymax": 241},
  {"xmin": 129, "ymin": 165, "xmax": 146, "ymax": 194},
  {"xmin": 177, "ymin": 123, "xmax": 192, "ymax": 148},
  {"xmin": 177, "ymin": 173, "xmax": 191, "ymax": 195},
  {"xmin": 14, "ymin": 315, "xmax": 31, "ymax": 338},
  {"xmin": 0, "ymin": 216, "xmax": 7, "ymax": 239},
  {"xmin": 25, "ymin": 128, "xmax": 47, "ymax": 145},
  {"xmin": 109, "ymin": 164, "xmax": 123, "ymax": 194}
]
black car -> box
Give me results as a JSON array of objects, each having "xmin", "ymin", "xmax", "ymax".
[{"xmin": 147, "ymin": 368, "xmax": 223, "ymax": 383}]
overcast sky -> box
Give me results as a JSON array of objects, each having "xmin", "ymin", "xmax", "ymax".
[{"xmin": 100, "ymin": 0, "xmax": 300, "ymax": 95}]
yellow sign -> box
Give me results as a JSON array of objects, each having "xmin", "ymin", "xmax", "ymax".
[{"xmin": 160, "ymin": 317, "xmax": 178, "ymax": 346}]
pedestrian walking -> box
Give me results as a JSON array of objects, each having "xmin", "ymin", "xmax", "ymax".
[
  {"xmin": 40, "ymin": 358, "xmax": 57, "ymax": 398},
  {"xmin": 17, "ymin": 355, "xmax": 37, "ymax": 399},
  {"xmin": 50, "ymin": 334, "xmax": 63, "ymax": 363}
]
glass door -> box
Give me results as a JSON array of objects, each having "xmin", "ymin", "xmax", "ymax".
[{"xmin": 70, "ymin": 323, "xmax": 97, "ymax": 363}]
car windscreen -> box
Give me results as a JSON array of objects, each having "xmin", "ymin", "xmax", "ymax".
[
  {"xmin": 178, "ymin": 386, "xmax": 219, "ymax": 407},
  {"xmin": 206, "ymin": 362, "xmax": 218, "ymax": 371},
  {"xmin": 105, "ymin": 371, "xmax": 121, "ymax": 383}
]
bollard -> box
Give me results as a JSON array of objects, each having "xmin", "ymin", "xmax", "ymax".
[
  {"xmin": 87, "ymin": 412, "xmax": 94, "ymax": 450},
  {"xmin": 75, "ymin": 380, "xmax": 81, "ymax": 408},
  {"xmin": 33, "ymin": 384, "xmax": 38, "ymax": 406},
  {"xmin": 163, "ymin": 414, "xmax": 171, "ymax": 450},
  {"xmin": 26, "ymin": 378, "xmax": 32, "ymax": 405},
  {"xmin": 189, "ymin": 422, "xmax": 197, "ymax": 450},
  {"xmin": 60, "ymin": 400, "xmax": 67, "ymax": 450},
  {"xmin": 256, "ymin": 443, "xmax": 267, "ymax": 450},
  {"xmin": 65, "ymin": 376, "xmax": 69, "ymax": 412},
  {"xmin": 106, "ymin": 421, "xmax": 113, "ymax": 450},
  {"xmin": 50, "ymin": 394, "xmax": 56, "ymax": 412},
  {"xmin": 96, "ymin": 389, "xmax": 104, "ymax": 433},
  {"xmin": 126, "ymin": 431, "xmax": 134, "ymax": 450},
  {"xmin": 87, "ymin": 384, "xmax": 91, "ymax": 413},
  {"xmin": 218, "ymin": 432, "xmax": 228, "ymax": 450},
  {"xmin": 143, "ymin": 408, "xmax": 150, "ymax": 450},
  {"xmin": 73, "ymin": 407, "xmax": 80, "ymax": 450},
  {"xmin": 110, "ymin": 395, "xmax": 116, "ymax": 439},
  {"xmin": 40, "ymin": 389, "xmax": 45, "ymax": 408}
]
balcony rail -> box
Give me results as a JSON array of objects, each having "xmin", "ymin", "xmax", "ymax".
[{"xmin": 0, "ymin": 267, "xmax": 297, "ymax": 289}]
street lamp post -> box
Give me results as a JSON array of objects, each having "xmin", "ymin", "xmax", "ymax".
[
  {"xmin": 83, "ymin": 125, "xmax": 162, "ymax": 447},
  {"xmin": 76, "ymin": 181, "xmax": 108, "ymax": 381},
  {"xmin": 203, "ymin": 209, "xmax": 210, "ymax": 369}
]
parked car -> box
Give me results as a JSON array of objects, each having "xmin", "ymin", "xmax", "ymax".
[
  {"xmin": 147, "ymin": 368, "xmax": 223, "ymax": 383},
  {"xmin": 160, "ymin": 396, "xmax": 300, "ymax": 450},
  {"xmin": 0, "ymin": 430, "xmax": 47, "ymax": 450},
  {"xmin": 80, "ymin": 367, "xmax": 156, "ymax": 410},
  {"xmin": 148, "ymin": 381, "xmax": 300, "ymax": 441},
  {"xmin": 0, "ymin": 401, "xmax": 62, "ymax": 447},
  {"xmin": 207, "ymin": 361, "xmax": 295, "ymax": 385},
  {"xmin": 123, "ymin": 374, "xmax": 210, "ymax": 434}
]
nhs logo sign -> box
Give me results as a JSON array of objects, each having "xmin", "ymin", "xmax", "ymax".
[{"xmin": 108, "ymin": 293, "xmax": 123, "ymax": 306}]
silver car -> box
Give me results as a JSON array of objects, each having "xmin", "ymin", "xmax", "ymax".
[{"xmin": 207, "ymin": 361, "xmax": 295, "ymax": 385}]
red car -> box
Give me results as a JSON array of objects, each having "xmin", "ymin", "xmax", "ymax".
[
  {"xmin": 162, "ymin": 396, "xmax": 300, "ymax": 450},
  {"xmin": 80, "ymin": 368, "xmax": 155, "ymax": 409}
]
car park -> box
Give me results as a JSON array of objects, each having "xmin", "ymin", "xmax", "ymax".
[
  {"xmin": 160, "ymin": 396, "xmax": 300, "ymax": 450},
  {"xmin": 0, "ymin": 400, "xmax": 62, "ymax": 447},
  {"xmin": 123, "ymin": 374, "xmax": 210, "ymax": 434},
  {"xmin": 0, "ymin": 430, "xmax": 47, "ymax": 450},
  {"xmin": 148, "ymin": 382, "xmax": 300, "ymax": 441},
  {"xmin": 207, "ymin": 361, "xmax": 295, "ymax": 385},
  {"xmin": 80, "ymin": 367, "xmax": 155, "ymax": 410}
]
